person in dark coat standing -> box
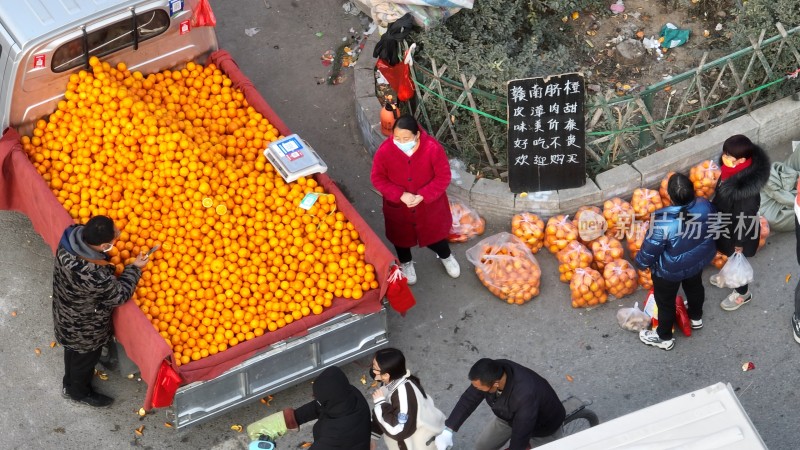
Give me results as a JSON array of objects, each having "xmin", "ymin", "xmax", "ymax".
[
  {"xmin": 246, "ymin": 366, "xmax": 372, "ymax": 449},
  {"xmin": 712, "ymin": 135, "xmax": 770, "ymax": 311},
  {"xmin": 635, "ymin": 173, "xmax": 717, "ymax": 350},
  {"xmin": 53, "ymin": 215, "xmax": 149, "ymax": 407},
  {"xmin": 434, "ymin": 358, "xmax": 565, "ymax": 450},
  {"xmin": 371, "ymin": 114, "xmax": 460, "ymax": 285}
]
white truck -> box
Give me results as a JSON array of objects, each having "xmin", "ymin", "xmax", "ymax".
[{"xmin": 0, "ymin": 0, "xmax": 390, "ymax": 429}]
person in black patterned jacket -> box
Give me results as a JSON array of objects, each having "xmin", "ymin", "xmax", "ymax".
[{"xmin": 53, "ymin": 216, "xmax": 149, "ymax": 408}]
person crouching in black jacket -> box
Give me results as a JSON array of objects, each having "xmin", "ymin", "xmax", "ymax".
[
  {"xmin": 247, "ymin": 366, "xmax": 372, "ymax": 449},
  {"xmin": 434, "ymin": 358, "xmax": 565, "ymax": 450}
]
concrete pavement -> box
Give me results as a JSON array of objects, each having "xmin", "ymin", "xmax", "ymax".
[{"xmin": 1, "ymin": 1, "xmax": 798, "ymax": 449}]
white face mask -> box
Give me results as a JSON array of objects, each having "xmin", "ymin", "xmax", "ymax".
[
  {"xmin": 101, "ymin": 243, "xmax": 114, "ymax": 253},
  {"xmin": 393, "ymin": 138, "xmax": 417, "ymax": 155}
]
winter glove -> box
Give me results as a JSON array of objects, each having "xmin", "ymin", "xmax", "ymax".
[
  {"xmin": 246, "ymin": 408, "xmax": 297, "ymax": 441},
  {"xmin": 434, "ymin": 428, "xmax": 454, "ymax": 450}
]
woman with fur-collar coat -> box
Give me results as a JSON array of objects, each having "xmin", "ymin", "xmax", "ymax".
[{"xmin": 712, "ymin": 134, "xmax": 770, "ymax": 311}]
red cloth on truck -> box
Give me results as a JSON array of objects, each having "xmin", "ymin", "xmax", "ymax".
[{"xmin": 0, "ymin": 49, "xmax": 394, "ymax": 410}]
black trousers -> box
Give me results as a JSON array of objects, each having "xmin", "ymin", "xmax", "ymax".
[
  {"xmin": 63, "ymin": 347, "xmax": 103, "ymax": 399},
  {"xmin": 394, "ymin": 239, "xmax": 451, "ymax": 263},
  {"xmin": 652, "ymin": 271, "xmax": 705, "ymax": 340}
]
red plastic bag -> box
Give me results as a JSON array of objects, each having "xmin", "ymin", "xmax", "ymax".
[
  {"xmin": 192, "ymin": 0, "xmax": 217, "ymax": 27},
  {"xmin": 675, "ymin": 295, "xmax": 692, "ymax": 337},
  {"xmin": 385, "ymin": 265, "xmax": 416, "ymax": 316},
  {"xmin": 151, "ymin": 359, "xmax": 183, "ymax": 408},
  {"xmin": 376, "ymin": 58, "xmax": 415, "ymax": 102}
]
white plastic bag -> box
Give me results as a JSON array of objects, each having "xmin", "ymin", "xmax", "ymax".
[
  {"xmin": 616, "ymin": 302, "xmax": 650, "ymax": 332},
  {"xmin": 710, "ymin": 251, "xmax": 754, "ymax": 288}
]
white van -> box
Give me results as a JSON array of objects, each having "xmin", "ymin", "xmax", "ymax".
[{"xmin": 0, "ymin": 0, "xmax": 217, "ymax": 134}]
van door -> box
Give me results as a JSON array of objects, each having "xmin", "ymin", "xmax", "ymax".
[{"xmin": 0, "ymin": 23, "xmax": 16, "ymax": 131}]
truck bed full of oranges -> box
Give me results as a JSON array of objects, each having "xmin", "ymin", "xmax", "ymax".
[{"xmin": 22, "ymin": 57, "xmax": 377, "ymax": 366}]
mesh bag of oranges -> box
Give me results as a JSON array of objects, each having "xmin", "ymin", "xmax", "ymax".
[
  {"xmin": 758, "ymin": 216, "xmax": 769, "ymax": 251},
  {"xmin": 21, "ymin": 57, "xmax": 379, "ymax": 366},
  {"xmin": 631, "ymin": 188, "xmax": 663, "ymax": 221},
  {"xmin": 572, "ymin": 206, "xmax": 607, "ymax": 244},
  {"xmin": 659, "ymin": 172, "xmax": 675, "ymax": 207},
  {"xmin": 544, "ymin": 214, "xmax": 579, "ymax": 254},
  {"xmin": 602, "ymin": 197, "xmax": 634, "ymax": 240},
  {"xmin": 589, "ymin": 236, "xmax": 624, "ymax": 271},
  {"xmin": 569, "ymin": 267, "xmax": 608, "ymax": 308},
  {"xmin": 637, "ymin": 268, "xmax": 653, "ymax": 290},
  {"xmin": 511, "ymin": 212, "xmax": 545, "ymax": 254},
  {"xmin": 603, "ymin": 259, "xmax": 638, "ymax": 298},
  {"xmin": 448, "ymin": 200, "xmax": 485, "ymax": 243},
  {"xmin": 711, "ymin": 251, "xmax": 728, "ymax": 269},
  {"xmin": 689, "ymin": 160, "xmax": 721, "ymax": 198},
  {"xmin": 466, "ymin": 232, "xmax": 541, "ymax": 305},
  {"xmin": 556, "ymin": 241, "xmax": 593, "ymax": 283},
  {"xmin": 626, "ymin": 220, "xmax": 649, "ymax": 261}
]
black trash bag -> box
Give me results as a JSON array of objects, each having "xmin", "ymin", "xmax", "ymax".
[{"xmin": 373, "ymin": 13, "xmax": 415, "ymax": 66}]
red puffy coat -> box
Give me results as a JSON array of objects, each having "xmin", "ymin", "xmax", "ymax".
[{"xmin": 371, "ymin": 129, "xmax": 452, "ymax": 248}]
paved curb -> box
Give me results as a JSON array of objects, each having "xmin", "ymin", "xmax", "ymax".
[{"xmin": 354, "ymin": 61, "xmax": 800, "ymax": 221}]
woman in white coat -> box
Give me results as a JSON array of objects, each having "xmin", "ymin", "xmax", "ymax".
[{"xmin": 370, "ymin": 348, "xmax": 446, "ymax": 450}]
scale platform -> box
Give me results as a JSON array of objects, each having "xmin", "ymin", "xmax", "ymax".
[{"xmin": 264, "ymin": 134, "xmax": 328, "ymax": 183}]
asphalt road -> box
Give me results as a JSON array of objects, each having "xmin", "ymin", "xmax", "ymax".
[{"xmin": 1, "ymin": 1, "xmax": 798, "ymax": 449}]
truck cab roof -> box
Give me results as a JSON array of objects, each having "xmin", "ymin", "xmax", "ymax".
[{"xmin": 0, "ymin": 0, "xmax": 140, "ymax": 49}]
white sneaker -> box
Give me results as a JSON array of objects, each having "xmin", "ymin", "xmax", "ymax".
[
  {"xmin": 440, "ymin": 255, "xmax": 460, "ymax": 278},
  {"xmin": 400, "ymin": 261, "xmax": 417, "ymax": 285}
]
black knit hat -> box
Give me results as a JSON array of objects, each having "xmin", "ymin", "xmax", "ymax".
[{"xmin": 83, "ymin": 215, "xmax": 116, "ymax": 245}]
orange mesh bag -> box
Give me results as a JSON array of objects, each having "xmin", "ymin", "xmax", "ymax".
[
  {"xmin": 544, "ymin": 214, "xmax": 579, "ymax": 254},
  {"xmin": 511, "ymin": 212, "xmax": 545, "ymax": 254},
  {"xmin": 603, "ymin": 259, "xmax": 638, "ymax": 298},
  {"xmin": 590, "ymin": 235, "xmax": 624, "ymax": 271},
  {"xmin": 689, "ymin": 160, "xmax": 721, "ymax": 199},
  {"xmin": 659, "ymin": 172, "xmax": 675, "ymax": 206},
  {"xmin": 637, "ymin": 268, "xmax": 653, "ymax": 290},
  {"xmin": 631, "ymin": 188, "xmax": 663, "ymax": 221},
  {"xmin": 572, "ymin": 206, "xmax": 607, "ymax": 244},
  {"xmin": 603, "ymin": 197, "xmax": 635, "ymax": 240},
  {"xmin": 570, "ymin": 267, "xmax": 608, "ymax": 308},
  {"xmin": 626, "ymin": 220, "xmax": 649, "ymax": 260},
  {"xmin": 758, "ymin": 216, "xmax": 769, "ymax": 251},
  {"xmin": 556, "ymin": 241, "xmax": 593, "ymax": 283},
  {"xmin": 711, "ymin": 251, "xmax": 728, "ymax": 269}
]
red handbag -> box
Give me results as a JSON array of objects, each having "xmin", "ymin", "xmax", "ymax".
[
  {"xmin": 376, "ymin": 59, "xmax": 415, "ymax": 102},
  {"xmin": 674, "ymin": 295, "xmax": 692, "ymax": 337},
  {"xmin": 385, "ymin": 265, "xmax": 416, "ymax": 316},
  {"xmin": 151, "ymin": 359, "xmax": 183, "ymax": 408},
  {"xmin": 192, "ymin": 0, "xmax": 217, "ymax": 27}
]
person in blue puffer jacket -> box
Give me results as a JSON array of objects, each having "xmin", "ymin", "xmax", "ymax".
[{"xmin": 634, "ymin": 173, "xmax": 717, "ymax": 350}]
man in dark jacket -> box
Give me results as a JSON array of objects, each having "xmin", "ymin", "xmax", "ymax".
[
  {"xmin": 434, "ymin": 358, "xmax": 565, "ymax": 450},
  {"xmin": 53, "ymin": 215, "xmax": 148, "ymax": 407},
  {"xmin": 246, "ymin": 366, "xmax": 372, "ymax": 449},
  {"xmin": 635, "ymin": 173, "xmax": 717, "ymax": 350}
]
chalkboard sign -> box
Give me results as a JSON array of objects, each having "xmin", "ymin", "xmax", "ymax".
[{"xmin": 506, "ymin": 73, "xmax": 586, "ymax": 193}]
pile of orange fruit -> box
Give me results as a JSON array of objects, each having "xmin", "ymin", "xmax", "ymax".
[
  {"xmin": 22, "ymin": 57, "xmax": 377, "ymax": 366},
  {"xmin": 556, "ymin": 241, "xmax": 592, "ymax": 283}
]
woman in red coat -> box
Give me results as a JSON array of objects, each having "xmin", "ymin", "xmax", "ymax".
[{"xmin": 371, "ymin": 115, "xmax": 460, "ymax": 285}]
